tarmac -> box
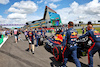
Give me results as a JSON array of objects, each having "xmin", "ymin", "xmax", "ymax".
[{"xmin": 0, "ymin": 33, "xmax": 100, "ymax": 67}]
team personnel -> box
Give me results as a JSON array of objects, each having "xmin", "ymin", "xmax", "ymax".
[
  {"xmin": 34, "ymin": 28, "xmax": 37, "ymax": 39},
  {"xmin": 27, "ymin": 28, "xmax": 35, "ymax": 54},
  {"xmin": 34, "ymin": 29, "xmax": 40, "ymax": 47},
  {"xmin": 43, "ymin": 29, "xmax": 46, "ymax": 38},
  {"xmin": 78, "ymin": 21, "xmax": 100, "ymax": 67},
  {"xmin": 41, "ymin": 29, "xmax": 43, "ymax": 36},
  {"xmin": 62, "ymin": 21, "xmax": 81, "ymax": 67},
  {"xmin": 81, "ymin": 26, "xmax": 85, "ymax": 35},
  {"xmin": 60, "ymin": 27, "xmax": 67, "ymax": 42},
  {"xmin": 36, "ymin": 31, "xmax": 41, "ymax": 47}
]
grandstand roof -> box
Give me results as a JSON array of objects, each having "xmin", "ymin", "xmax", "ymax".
[{"xmin": 43, "ymin": 6, "xmax": 57, "ymax": 20}]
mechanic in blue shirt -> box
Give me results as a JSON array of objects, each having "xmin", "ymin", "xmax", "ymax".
[
  {"xmin": 34, "ymin": 28, "xmax": 37, "ymax": 39},
  {"xmin": 41, "ymin": 29, "xmax": 43, "ymax": 36},
  {"xmin": 78, "ymin": 21, "xmax": 100, "ymax": 67},
  {"xmin": 62, "ymin": 21, "xmax": 81, "ymax": 67},
  {"xmin": 43, "ymin": 29, "xmax": 46, "ymax": 38},
  {"xmin": 36, "ymin": 30, "xmax": 41, "ymax": 47}
]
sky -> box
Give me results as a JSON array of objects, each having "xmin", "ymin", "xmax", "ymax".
[{"xmin": 0, "ymin": 0, "xmax": 100, "ymax": 28}]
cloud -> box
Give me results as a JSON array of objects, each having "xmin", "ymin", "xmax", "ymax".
[
  {"xmin": 0, "ymin": 15, "xmax": 2, "ymax": 18},
  {"xmin": 37, "ymin": 0, "xmax": 62, "ymax": 5},
  {"xmin": 50, "ymin": 0, "xmax": 61, "ymax": 2},
  {"xmin": 27, "ymin": 15, "xmax": 42, "ymax": 21},
  {"xmin": 8, "ymin": 7, "xmax": 25, "ymax": 14},
  {"xmin": 3, "ymin": 18, "xmax": 27, "ymax": 28},
  {"xmin": 5, "ymin": 0, "xmax": 38, "ymax": 27},
  {"xmin": 78, "ymin": 16, "xmax": 87, "ymax": 19},
  {"xmin": 49, "ymin": 3, "xmax": 59, "ymax": 8},
  {"xmin": 44, "ymin": 1, "xmax": 47, "ymax": 4},
  {"xmin": 8, "ymin": 1, "xmax": 38, "ymax": 14},
  {"xmin": 10, "ymin": 19, "xmax": 27, "ymax": 24},
  {"xmin": 0, "ymin": 15, "xmax": 27, "ymax": 28},
  {"xmin": 0, "ymin": 15, "xmax": 5, "ymax": 23},
  {"xmin": 98, "ymin": 14, "xmax": 100, "ymax": 16},
  {"xmin": 37, "ymin": 0, "xmax": 43, "ymax": 4},
  {"xmin": 0, "ymin": 0, "xmax": 9, "ymax": 4},
  {"xmin": 7, "ymin": 13, "xmax": 26, "ymax": 19},
  {"xmin": 2, "ymin": 15, "xmax": 42, "ymax": 28},
  {"xmin": 43, "ymin": 0, "xmax": 61, "ymax": 4},
  {"xmin": 57, "ymin": 0, "xmax": 100, "ymax": 24}
]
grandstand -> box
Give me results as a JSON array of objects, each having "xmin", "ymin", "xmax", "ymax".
[{"xmin": 24, "ymin": 6, "xmax": 62, "ymax": 29}]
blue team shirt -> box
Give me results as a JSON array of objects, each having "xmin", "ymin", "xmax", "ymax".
[
  {"xmin": 79, "ymin": 29, "xmax": 100, "ymax": 42},
  {"xmin": 63, "ymin": 28, "xmax": 78, "ymax": 46},
  {"xmin": 28, "ymin": 31, "xmax": 34, "ymax": 41}
]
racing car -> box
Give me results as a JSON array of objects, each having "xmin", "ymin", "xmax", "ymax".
[{"xmin": 44, "ymin": 35, "xmax": 92, "ymax": 62}]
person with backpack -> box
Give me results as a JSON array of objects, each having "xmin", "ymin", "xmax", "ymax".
[
  {"xmin": 14, "ymin": 28, "xmax": 18, "ymax": 43},
  {"xmin": 18, "ymin": 28, "xmax": 21, "ymax": 41}
]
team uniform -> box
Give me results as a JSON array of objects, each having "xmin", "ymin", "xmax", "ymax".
[
  {"xmin": 36, "ymin": 31, "xmax": 41, "ymax": 47},
  {"xmin": 78, "ymin": 29, "xmax": 100, "ymax": 67},
  {"xmin": 43, "ymin": 30, "xmax": 46, "ymax": 38},
  {"xmin": 34, "ymin": 30, "xmax": 37, "ymax": 39},
  {"xmin": 41, "ymin": 29, "xmax": 43, "ymax": 36},
  {"xmin": 81, "ymin": 27, "xmax": 85, "ymax": 35},
  {"xmin": 62, "ymin": 28, "xmax": 81, "ymax": 67},
  {"xmin": 60, "ymin": 30, "xmax": 67, "ymax": 41},
  {"xmin": 28, "ymin": 31, "xmax": 34, "ymax": 44}
]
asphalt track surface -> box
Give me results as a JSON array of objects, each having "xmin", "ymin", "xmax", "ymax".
[{"xmin": 0, "ymin": 33, "xmax": 100, "ymax": 67}]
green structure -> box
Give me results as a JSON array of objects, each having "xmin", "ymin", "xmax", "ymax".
[
  {"xmin": 49, "ymin": 12, "xmax": 62, "ymax": 26},
  {"xmin": 0, "ymin": 35, "xmax": 3, "ymax": 44},
  {"xmin": 43, "ymin": 6, "xmax": 62, "ymax": 27}
]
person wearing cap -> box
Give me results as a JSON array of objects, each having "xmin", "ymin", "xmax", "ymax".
[
  {"xmin": 62, "ymin": 21, "xmax": 81, "ymax": 67},
  {"xmin": 27, "ymin": 28, "xmax": 35, "ymax": 54},
  {"xmin": 78, "ymin": 21, "xmax": 100, "ymax": 67}
]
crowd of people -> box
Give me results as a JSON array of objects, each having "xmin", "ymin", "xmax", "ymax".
[
  {"xmin": 23, "ymin": 28, "xmax": 46, "ymax": 54},
  {"xmin": 60, "ymin": 21, "xmax": 100, "ymax": 67},
  {"xmin": 23, "ymin": 27, "xmax": 66, "ymax": 54},
  {"xmin": 0, "ymin": 28, "xmax": 22, "ymax": 43},
  {"xmin": 0, "ymin": 28, "xmax": 13, "ymax": 38},
  {"xmin": 0, "ymin": 21, "xmax": 100, "ymax": 67}
]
